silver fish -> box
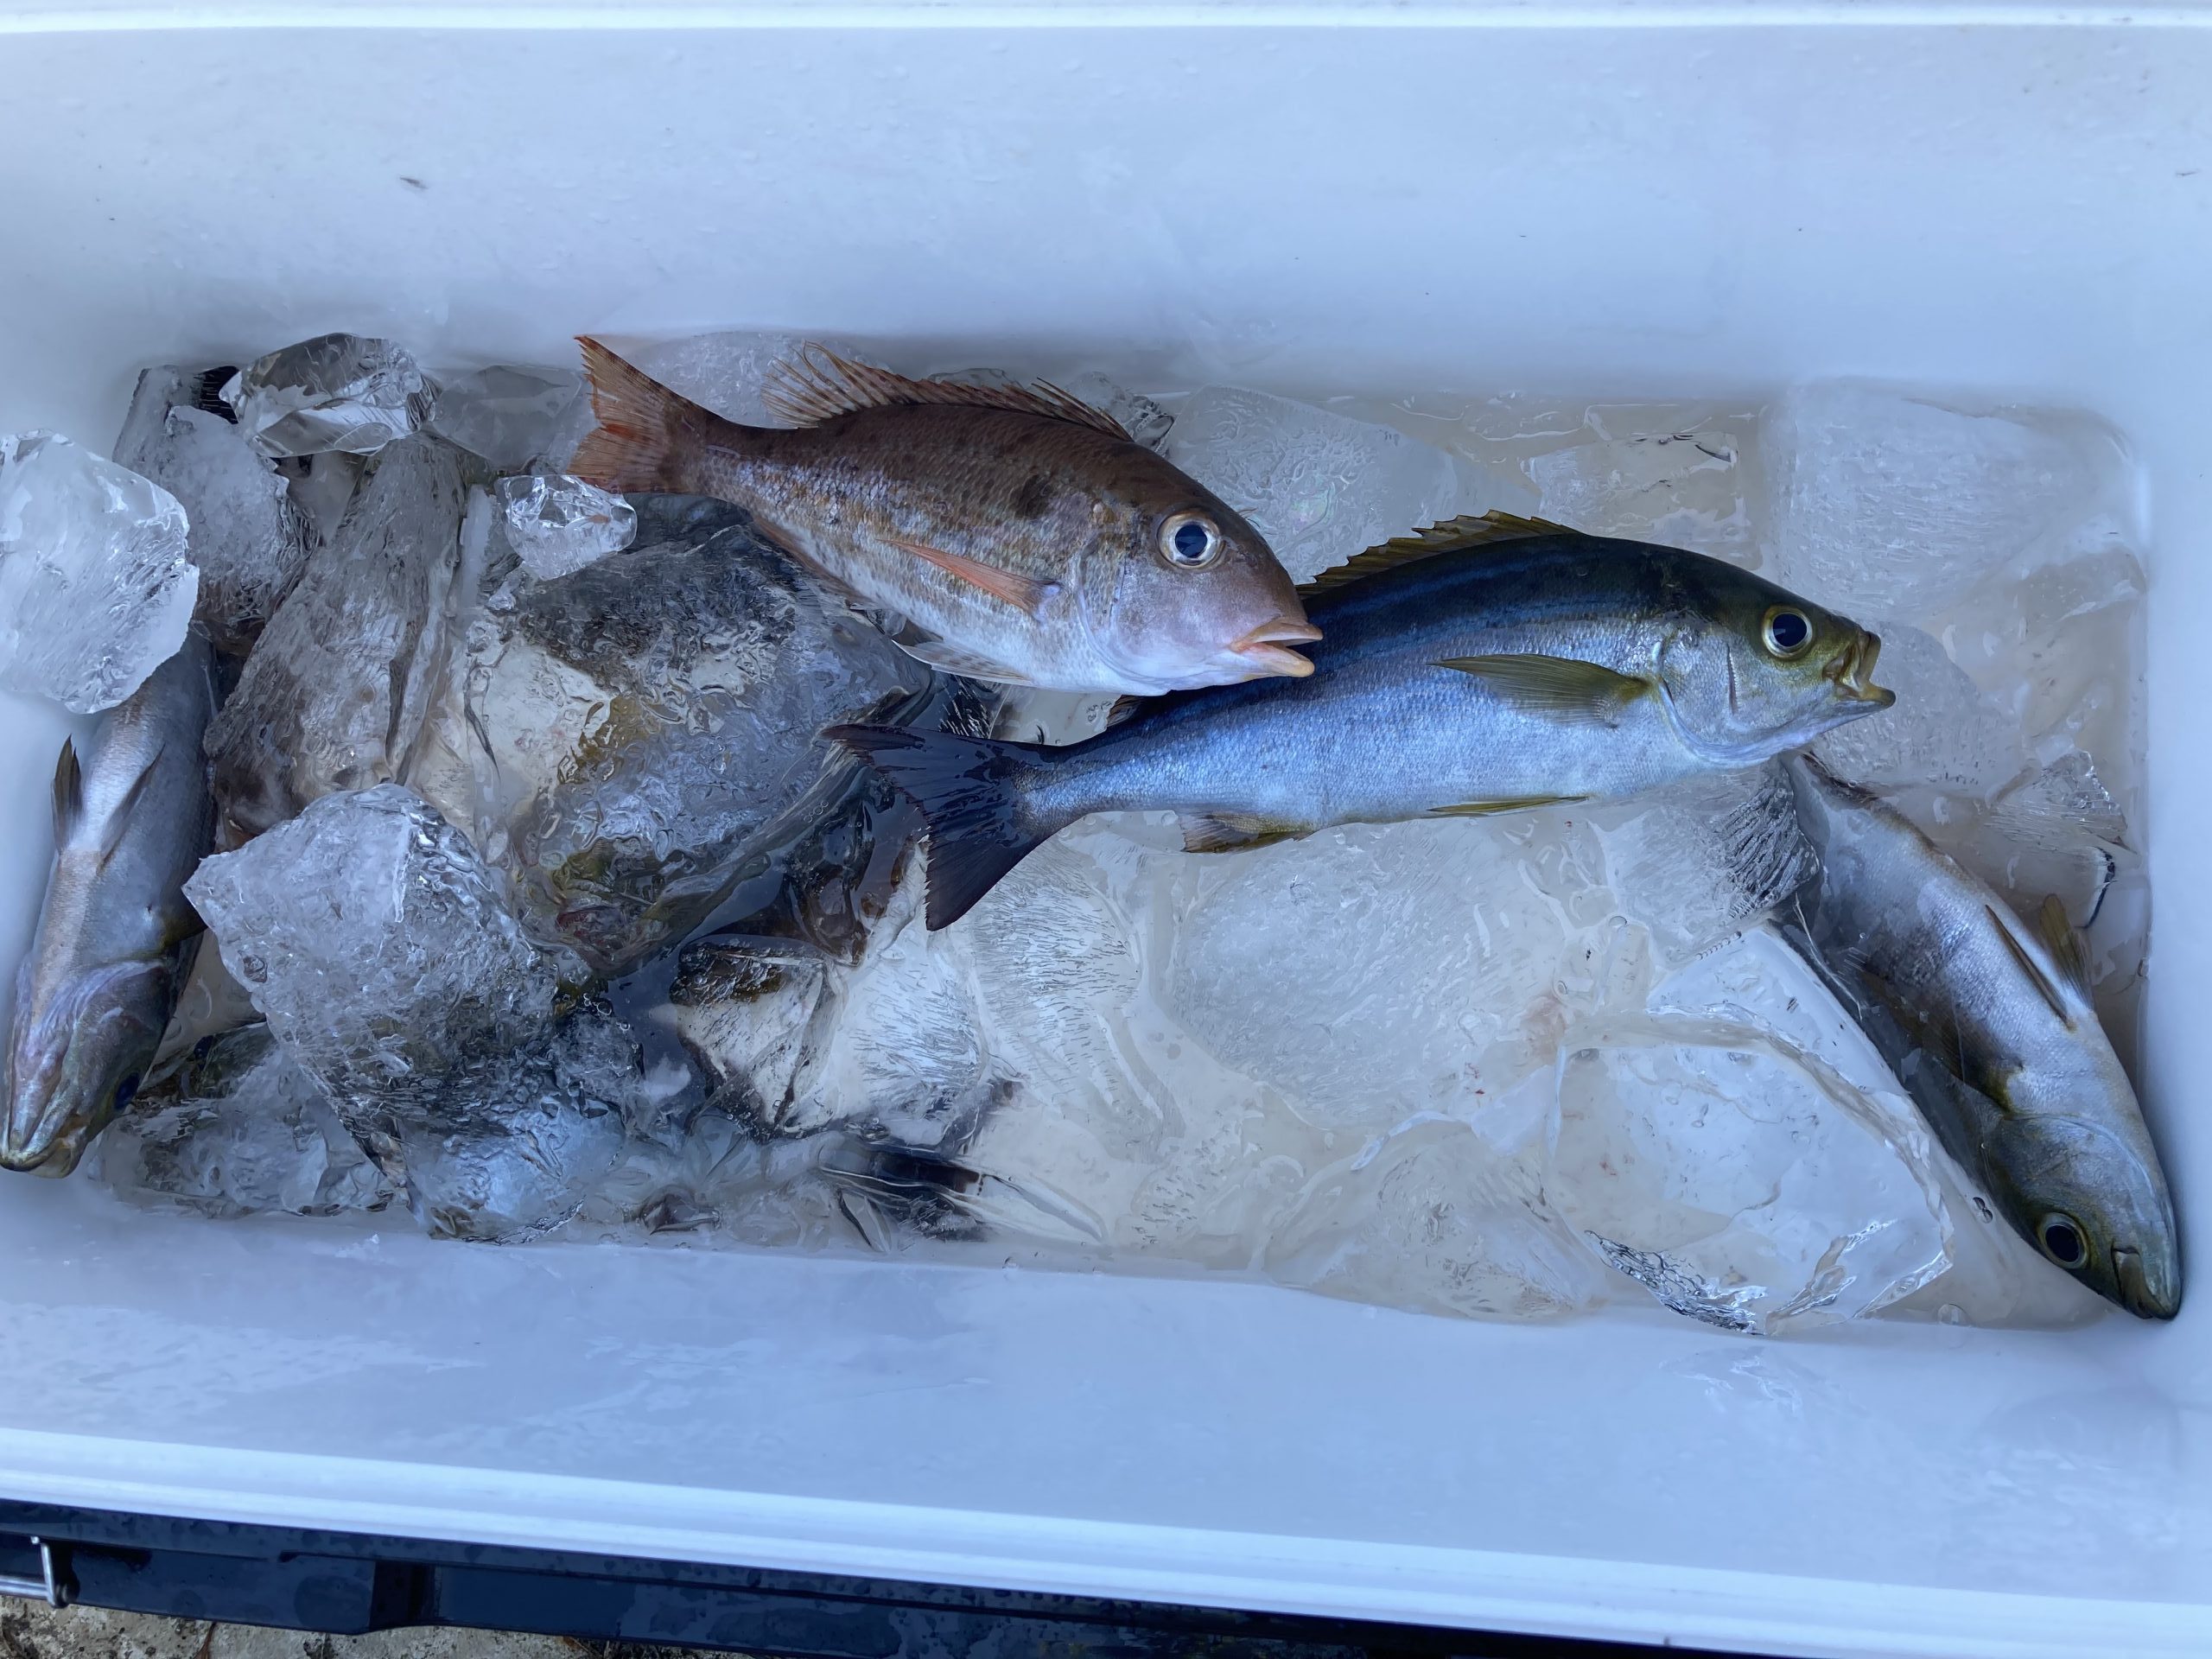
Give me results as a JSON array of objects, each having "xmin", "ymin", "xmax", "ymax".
[
  {"xmin": 1778, "ymin": 752, "xmax": 2179, "ymax": 1319},
  {"xmin": 4, "ymin": 635, "xmax": 218, "ymax": 1175},
  {"xmin": 836, "ymin": 515, "xmax": 1893, "ymax": 928}
]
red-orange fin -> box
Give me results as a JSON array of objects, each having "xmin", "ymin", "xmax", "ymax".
[
  {"xmin": 762, "ymin": 345, "xmax": 1131, "ymax": 441},
  {"xmin": 569, "ymin": 337, "xmax": 721, "ymax": 494},
  {"xmin": 889, "ymin": 537, "xmax": 1056, "ymax": 614}
]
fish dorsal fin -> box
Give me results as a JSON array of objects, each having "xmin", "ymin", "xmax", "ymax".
[
  {"xmin": 51, "ymin": 738, "xmax": 81, "ymax": 845},
  {"xmin": 1988, "ymin": 904, "xmax": 2077, "ymax": 1027},
  {"xmin": 761, "ymin": 346, "xmax": 1132, "ymax": 441},
  {"xmin": 1298, "ymin": 512, "xmax": 1575, "ymax": 595},
  {"xmin": 2034, "ymin": 894, "xmax": 2095, "ymax": 1002}
]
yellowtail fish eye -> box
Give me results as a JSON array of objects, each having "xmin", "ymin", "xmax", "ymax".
[
  {"xmin": 1160, "ymin": 511, "xmax": 1224, "ymax": 570},
  {"xmin": 2039, "ymin": 1211, "xmax": 2088, "ymax": 1268},
  {"xmin": 1762, "ymin": 605, "xmax": 1814, "ymax": 658}
]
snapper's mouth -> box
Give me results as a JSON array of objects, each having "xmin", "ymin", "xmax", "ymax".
[
  {"xmin": 1222, "ymin": 616, "xmax": 1322, "ymax": 681},
  {"xmin": 1827, "ymin": 632, "xmax": 1893, "ymax": 707}
]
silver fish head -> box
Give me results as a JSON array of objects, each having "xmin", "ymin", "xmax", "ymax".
[
  {"xmin": 1086, "ymin": 484, "xmax": 1318, "ymax": 692},
  {"xmin": 3, "ymin": 957, "xmax": 172, "ymax": 1178},
  {"xmin": 1977, "ymin": 1098, "xmax": 2181, "ymax": 1319},
  {"xmin": 1655, "ymin": 563, "xmax": 1894, "ymax": 766}
]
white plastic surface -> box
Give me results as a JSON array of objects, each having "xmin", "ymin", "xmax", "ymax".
[{"xmin": 1, "ymin": 8, "xmax": 2209, "ymax": 1656}]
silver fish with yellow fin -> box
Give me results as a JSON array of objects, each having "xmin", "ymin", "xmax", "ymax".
[
  {"xmin": 568, "ymin": 340, "xmax": 1317, "ymax": 697},
  {"xmin": 1778, "ymin": 752, "xmax": 2179, "ymax": 1319},
  {"xmin": 835, "ymin": 514, "xmax": 1894, "ymax": 928}
]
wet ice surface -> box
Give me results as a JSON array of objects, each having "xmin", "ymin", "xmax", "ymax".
[
  {"xmin": 222, "ymin": 333, "xmax": 433, "ymax": 459},
  {"xmin": 496, "ymin": 474, "xmax": 638, "ymax": 580},
  {"xmin": 65, "ymin": 339, "xmax": 2151, "ymax": 1336},
  {"xmin": 0, "ymin": 431, "xmax": 196, "ymax": 712}
]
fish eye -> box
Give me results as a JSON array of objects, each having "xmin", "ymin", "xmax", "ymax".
[
  {"xmin": 1762, "ymin": 606, "xmax": 1815, "ymax": 658},
  {"xmin": 112, "ymin": 1072, "xmax": 141, "ymax": 1111},
  {"xmin": 2038, "ymin": 1212, "xmax": 2088, "ymax": 1268},
  {"xmin": 1160, "ymin": 511, "xmax": 1223, "ymax": 570}
]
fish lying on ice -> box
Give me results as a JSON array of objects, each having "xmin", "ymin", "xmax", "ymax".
[
  {"xmin": 4, "ymin": 634, "xmax": 218, "ymax": 1175},
  {"xmin": 569, "ymin": 341, "xmax": 1317, "ymax": 696},
  {"xmin": 1777, "ymin": 751, "xmax": 2179, "ymax": 1319},
  {"xmin": 836, "ymin": 514, "xmax": 1895, "ymax": 927}
]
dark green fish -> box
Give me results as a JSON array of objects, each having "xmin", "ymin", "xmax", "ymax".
[{"xmin": 834, "ymin": 514, "xmax": 1893, "ymax": 928}]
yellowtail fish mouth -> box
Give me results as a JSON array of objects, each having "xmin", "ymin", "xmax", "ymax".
[
  {"xmin": 1829, "ymin": 632, "xmax": 1894, "ymax": 706},
  {"xmin": 1227, "ymin": 618, "xmax": 1324, "ymax": 679},
  {"xmin": 2115, "ymin": 1245, "xmax": 2182, "ymax": 1320}
]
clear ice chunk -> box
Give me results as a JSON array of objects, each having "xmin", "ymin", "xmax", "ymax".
[
  {"xmin": 222, "ymin": 334, "xmax": 433, "ymax": 459},
  {"xmin": 1584, "ymin": 764, "xmax": 1818, "ymax": 969},
  {"xmin": 429, "ymin": 365, "xmax": 591, "ymax": 471},
  {"xmin": 496, "ymin": 474, "xmax": 638, "ymax": 580},
  {"xmin": 1810, "ymin": 622, "xmax": 2028, "ymax": 799},
  {"xmin": 1262, "ymin": 1083, "xmax": 1610, "ymax": 1322},
  {"xmin": 1063, "ymin": 371, "xmax": 1173, "ymax": 452},
  {"xmin": 1762, "ymin": 384, "xmax": 2107, "ymax": 620},
  {"xmin": 205, "ymin": 435, "xmax": 467, "ymax": 838},
  {"xmin": 1527, "ymin": 419, "xmax": 1753, "ymax": 558},
  {"xmin": 667, "ymin": 935, "xmax": 836, "ymax": 1136},
  {"xmin": 1162, "ymin": 818, "xmax": 1586, "ymax": 1128},
  {"xmin": 102, "ymin": 1028, "xmax": 389, "ymax": 1218},
  {"xmin": 185, "ymin": 784, "xmax": 559, "ymax": 1133},
  {"xmin": 448, "ymin": 494, "xmax": 931, "ymax": 976},
  {"xmin": 0, "ymin": 431, "xmax": 196, "ymax": 713},
  {"xmin": 113, "ymin": 367, "xmax": 312, "ymax": 654},
  {"xmin": 1166, "ymin": 386, "xmax": 1464, "ymax": 582},
  {"xmin": 1551, "ymin": 1014, "xmax": 1950, "ymax": 1333}
]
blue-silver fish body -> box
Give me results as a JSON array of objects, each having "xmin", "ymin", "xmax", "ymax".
[
  {"xmin": 1778, "ymin": 752, "xmax": 2179, "ymax": 1319},
  {"xmin": 836, "ymin": 517, "xmax": 1892, "ymax": 927},
  {"xmin": 4, "ymin": 636, "xmax": 218, "ymax": 1176}
]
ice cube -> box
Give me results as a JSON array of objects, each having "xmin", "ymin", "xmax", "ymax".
[
  {"xmin": 1811, "ymin": 622, "xmax": 2028, "ymax": 799},
  {"xmin": 205, "ymin": 435, "xmax": 467, "ymax": 838},
  {"xmin": 1527, "ymin": 420, "xmax": 1754, "ymax": 558},
  {"xmin": 1584, "ymin": 763, "xmax": 1818, "ymax": 969},
  {"xmin": 1551, "ymin": 1014, "xmax": 1951, "ymax": 1333},
  {"xmin": 1161, "ymin": 817, "xmax": 1583, "ymax": 1128},
  {"xmin": 221, "ymin": 333, "xmax": 433, "ymax": 459},
  {"xmin": 429, "ymin": 364, "xmax": 592, "ymax": 471},
  {"xmin": 1762, "ymin": 384, "xmax": 2107, "ymax": 621},
  {"xmin": 0, "ymin": 431, "xmax": 196, "ymax": 713},
  {"xmin": 1166, "ymin": 386, "xmax": 1464, "ymax": 582},
  {"xmin": 113, "ymin": 368, "xmax": 311, "ymax": 654},
  {"xmin": 1063, "ymin": 372, "xmax": 1174, "ymax": 453},
  {"xmin": 627, "ymin": 330, "xmax": 861, "ymax": 427},
  {"xmin": 667, "ymin": 935, "xmax": 836, "ymax": 1136},
  {"xmin": 1262, "ymin": 1083, "xmax": 1611, "ymax": 1322},
  {"xmin": 101, "ymin": 1028, "xmax": 389, "ymax": 1218},
  {"xmin": 398, "ymin": 1001, "xmax": 639, "ymax": 1242},
  {"xmin": 185, "ymin": 784, "xmax": 559, "ymax": 1136},
  {"xmin": 496, "ymin": 474, "xmax": 638, "ymax": 580}
]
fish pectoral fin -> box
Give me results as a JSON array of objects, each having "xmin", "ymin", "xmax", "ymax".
[
  {"xmin": 51, "ymin": 737, "xmax": 82, "ymax": 844},
  {"xmin": 893, "ymin": 637, "xmax": 1038, "ymax": 686},
  {"xmin": 1103, "ymin": 693, "xmax": 1154, "ymax": 728},
  {"xmin": 1299, "ymin": 512, "xmax": 1577, "ymax": 595},
  {"xmin": 2033, "ymin": 893, "xmax": 2096, "ymax": 1004},
  {"xmin": 1434, "ymin": 655, "xmax": 1652, "ymax": 725},
  {"xmin": 1427, "ymin": 794, "xmax": 1586, "ymax": 818},
  {"xmin": 1987, "ymin": 904, "xmax": 2078, "ymax": 1027},
  {"xmin": 887, "ymin": 537, "xmax": 1056, "ymax": 617},
  {"xmin": 1176, "ymin": 811, "xmax": 1313, "ymax": 854}
]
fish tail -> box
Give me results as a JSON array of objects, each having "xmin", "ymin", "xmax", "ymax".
[
  {"xmin": 825, "ymin": 724, "xmax": 1063, "ymax": 930},
  {"xmin": 569, "ymin": 337, "xmax": 722, "ymax": 494}
]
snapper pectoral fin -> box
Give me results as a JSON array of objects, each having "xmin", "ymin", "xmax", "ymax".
[
  {"xmin": 887, "ymin": 537, "xmax": 1056, "ymax": 616},
  {"xmin": 1435, "ymin": 655, "xmax": 1653, "ymax": 725},
  {"xmin": 1176, "ymin": 812, "xmax": 1315, "ymax": 854}
]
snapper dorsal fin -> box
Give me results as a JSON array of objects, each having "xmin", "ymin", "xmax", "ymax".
[
  {"xmin": 1298, "ymin": 512, "xmax": 1576, "ymax": 595},
  {"xmin": 761, "ymin": 346, "xmax": 1132, "ymax": 441}
]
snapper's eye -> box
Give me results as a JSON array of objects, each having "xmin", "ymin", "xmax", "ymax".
[
  {"xmin": 1159, "ymin": 511, "xmax": 1223, "ymax": 570},
  {"xmin": 2039, "ymin": 1212, "xmax": 2088, "ymax": 1268},
  {"xmin": 1763, "ymin": 606, "xmax": 1814, "ymax": 658}
]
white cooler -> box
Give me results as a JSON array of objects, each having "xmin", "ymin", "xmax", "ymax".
[{"xmin": 0, "ymin": 5, "xmax": 2206, "ymax": 1656}]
